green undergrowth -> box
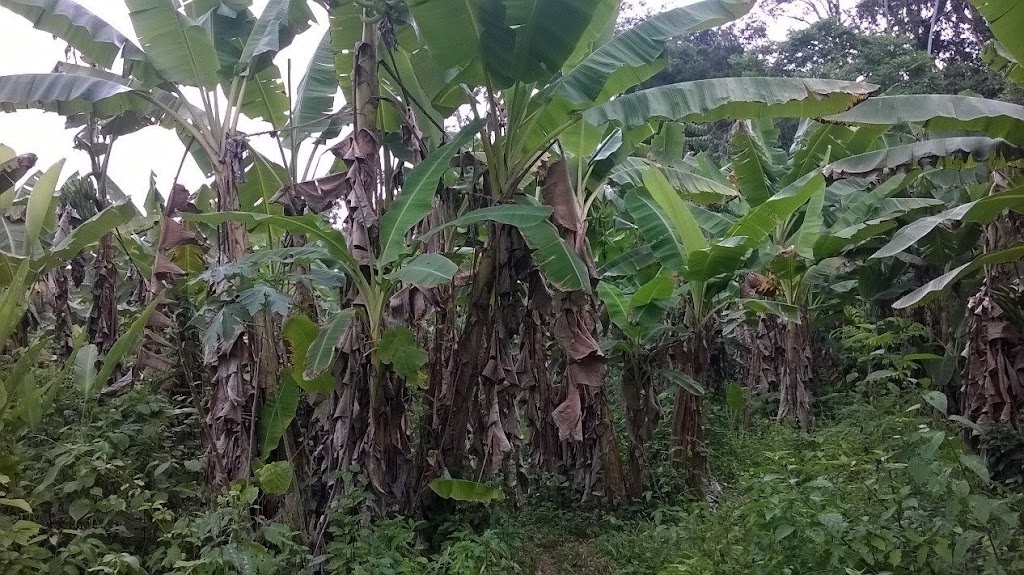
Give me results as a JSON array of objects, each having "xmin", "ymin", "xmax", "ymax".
[
  {"xmin": 496, "ymin": 395, "xmax": 1024, "ymax": 575},
  {"xmin": 3, "ymin": 377, "xmax": 1023, "ymax": 574},
  {"xmin": 316, "ymin": 391, "xmax": 1024, "ymax": 574}
]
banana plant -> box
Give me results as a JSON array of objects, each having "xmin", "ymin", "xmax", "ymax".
[
  {"xmin": 399, "ymin": 0, "xmax": 882, "ymax": 502},
  {"xmin": 0, "ymin": 145, "xmax": 136, "ymax": 348},
  {"xmin": 0, "ymin": 0, "xmax": 322, "ymax": 486},
  {"xmin": 821, "ymin": 93, "xmax": 1024, "ymax": 307},
  {"xmin": 596, "ymin": 267, "xmax": 678, "ymax": 495},
  {"xmin": 971, "ymin": 0, "xmax": 1023, "ymax": 87},
  {"xmin": 0, "ymin": 145, "xmax": 138, "ymax": 460},
  {"xmin": 720, "ymin": 116, "xmax": 978, "ymax": 427},
  {"xmin": 609, "ymin": 152, "xmax": 827, "ymax": 487},
  {"xmin": 185, "ymin": 119, "xmax": 558, "ymax": 506},
  {"xmin": 819, "ymin": 73, "xmax": 1024, "ymax": 435},
  {"xmin": 589, "ymin": 102, "xmax": 923, "ymax": 487}
]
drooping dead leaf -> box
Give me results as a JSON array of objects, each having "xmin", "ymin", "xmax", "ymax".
[
  {"xmin": 541, "ymin": 162, "xmax": 626, "ymax": 503},
  {"xmin": 159, "ymin": 218, "xmax": 200, "ymax": 250},
  {"xmin": 962, "ymin": 286, "xmax": 1024, "ymax": 434},
  {"xmin": 552, "ymin": 383, "xmax": 583, "ymax": 442},
  {"xmin": 165, "ymin": 183, "xmax": 199, "ymax": 215},
  {"xmin": 541, "ymin": 159, "xmax": 584, "ymax": 238},
  {"xmin": 275, "ymin": 173, "xmax": 348, "ymax": 214},
  {"xmin": 153, "ymin": 253, "xmax": 186, "ymax": 281}
]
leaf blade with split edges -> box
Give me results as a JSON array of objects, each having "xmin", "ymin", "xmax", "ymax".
[{"xmin": 303, "ymin": 309, "xmax": 356, "ymax": 381}]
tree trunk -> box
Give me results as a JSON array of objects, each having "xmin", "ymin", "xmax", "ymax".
[
  {"xmin": 927, "ymin": 0, "xmax": 949, "ymax": 55},
  {"xmin": 961, "ymin": 204, "xmax": 1024, "ymax": 446},
  {"xmin": 315, "ymin": 18, "xmax": 417, "ymax": 517},
  {"xmin": 621, "ymin": 352, "xmax": 660, "ymax": 496},
  {"xmin": 671, "ymin": 327, "xmax": 710, "ymax": 494},
  {"xmin": 314, "ymin": 316, "xmax": 371, "ymax": 534},
  {"xmin": 776, "ymin": 310, "xmax": 814, "ymax": 429},
  {"xmin": 520, "ymin": 270, "xmax": 561, "ymax": 476},
  {"xmin": 206, "ymin": 163, "xmax": 254, "ymax": 487},
  {"xmin": 543, "ymin": 160, "xmax": 627, "ymax": 504},
  {"xmin": 740, "ymin": 272, "xmax": 784, "ymax": 411},
  {"xmin": 410, "ymin": 189, "xmax": 463, "ymax": 509},
  {"xmin": 553, "ymin": 288, "xmax": 628, "ymax": 504},
  {"xmin": 419, "ymin": 223, "xmax": 529, "ymax": 490},
  {"xmin": 744, "ymin": 313, "xmax": 784, "ymax": 399},
  {"xmin": 88, "ymin": 238, "xmax": 118, "ymax": 353},
  {"xmin": 429, "ymin": 240, "xmax": 496, "ymax": 480},
  {"xmin": 479, "ymin": 226, "xmax": 530, "ymax": 485},
  {"xmin": 366, "ymin": 363, "xmax": 413, "ymax": 507},
  {"xmin": 50, "ymin": 203, "xmax": 75, "ymax": 358}
]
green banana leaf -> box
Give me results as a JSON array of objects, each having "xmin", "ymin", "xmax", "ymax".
[
  {"xmin": 0, "ymin": 0, "xmax": 138, "ymax": 68},
  {"xmin": 429, "ymin": 478, "xmax": 504, "ymax": 502},
  {"xmin": 519, "ymin": 220, "xmax": 590, "ymax": 292},
  {"xmin": 258, "ymin": 371, "xmax": 299, "ymax": 460},
  {"xmin": 73, "ymin": 343, "xmax": 100, "ymax": 402},
  {"xmin": 303, "ymin": 309, "xmax": 357, "ymax": 381},
  {"xmin": 507, "ymin": 0, "xmax": 600, "ymax": 83},
  {"xmin": 0, "ymin": 73, "xmax": 144, "ymax": 119},
  {"xmin": 728, "ymin": 170, "xmax": 823, "ymax": 250},
  {"xmin": 826, "ymin": 95, "xmax": 1024, "ymax": 148},
  {"xmin": 94, "ymin": 298, "xmax": 161, "ymax": 389},
  {"xmin": 597, "ymin": 246, "xmax": 658, "ymax": 278},
  {"xmin": 126, "ymin": 0, "xmax": 220, "ymax": 89},
  {"xmin": 233, "ymin": 65, "xmax": 289, "ymax": 129},
  {"xmin": 786, "ymin": 122, "xmax": 857, "ymax": 186},
  {"xmin": 608, "ymin": 157, "xmax": 737, "ymax": 204},
  {"xmin": 386, "ymin": 253, "xmax": 459, "ymax": 287},
  {"xmin": 729, "ymin": 119, "xmax": 778, "ymax": 207},
  {"xmin": 585, "ymin": 77, "xmax": 877, "ymax": 129},
  {"xmin": 556, "ymin": 0, "xmax": 755, "ymax": 104},
  {"xmin": 824, "ymin": 137, "xmax": 1024, "ymax": 180},
  {"xmin": 51, "ymin": 62, "xmax": 204, "ymax": 133},
  {"xmin": 597, "ymin": 280, "xmax": 638, "ymax": 339},
  {"xmin": 237, "ymin": 0, "xmax": 313, "ymax": 75},
  {"xmin": 793, "ymin": 174, "xmax": 825, "ymax": 259},
  {"xmin": 893, "ymin": 245, "xmax": 1024, "ymax": 309},
  {"xmin": 328, "ymin": 0, "xmax": 362, "ymax": 104},
  {"xmin": 625, "ymin": 188, "xmax": 686, "ymax": 271},
  {"xmin": 682, "ymin": 236, "xmax": 748, "ymax": 285},
  {"xmin": 285, "ymin": 29, "xmax": 340, "ymax": 143},
  {"xmin": 983, "ymin": 40, "xmax": 1024, "ymax": 88},
  {"xmin": 872, "ymin": 188, "xmax": 1024, "ymax": 259},
  {"xmin": 377, "ymin": 119, "xmax": 484, "ymax": 268},
  {"xmin": 410, "ymin": 0, "xmax": 599, "ymax": 88},
  {"xmin": 561, "ymin": 0, "xmax": 619, "ymax": 72},
  {"xmin": 970, "ymin": 0, "xmax": 1024, "ymax": 65},
  {"xmin": 416, "ymin": 204, "xmax": 554, "ymax": 245},
  {"xmin": 44, "ymin": 202, "xmax": 137, "ymax": 268},
  {"xmin": 643, "ymin": 167, "xmax": 707, "ymax": 255},
  {"xmin": 284, "ymin": 313, "xmax": 335, "ymax": 394},
  {"xmin": 408, "ymin": 0, "xmax": 514, "ymax": 88},
  {"xmin": 183, "ymin": 211, "xmax": 362, "ymax": 282},
  {"xmin": 630, "ymin": 268, "xmax": 674, "ymax": 309}
]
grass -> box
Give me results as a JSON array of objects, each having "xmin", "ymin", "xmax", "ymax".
[{"xmin": 476, "ymin": 392, "xmax": 1024, "ymax": 574}]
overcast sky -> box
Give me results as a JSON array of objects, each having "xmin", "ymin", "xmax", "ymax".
[{"xmin": 0, "ymin": 0, "xmax": 844, "ymax": 207}]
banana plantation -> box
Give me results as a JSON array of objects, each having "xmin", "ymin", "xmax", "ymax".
[{"xmin": 2, "ymin": 0, "xmax": 1024, "ymax": 572}]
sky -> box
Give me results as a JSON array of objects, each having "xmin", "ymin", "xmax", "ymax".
[{"xmin": 0, "ymin": 0, "xmax": 850, "ymax": 206}]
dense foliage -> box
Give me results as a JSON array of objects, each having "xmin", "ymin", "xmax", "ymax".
[{"xmin": 1, "ymin": 0, "xmax": 1024, "ymax": 572}]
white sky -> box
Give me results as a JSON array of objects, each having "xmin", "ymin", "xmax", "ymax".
[{"xmin": 0, "ymin": 0, "xmax": 850, "ymax": 207}]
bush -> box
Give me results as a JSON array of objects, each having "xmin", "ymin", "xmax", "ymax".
[{"xmin": 594, "ymin": 399, "xmax": 1024, "ymax": 575}]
